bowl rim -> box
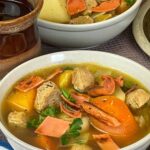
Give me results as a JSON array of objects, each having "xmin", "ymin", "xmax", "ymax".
[
  {"xmin": 132, "ymin": 0, "xmax": 150, "ymax": 57},
  {"xmin": 0, "ymin": 50, "xmax": 150, "ymax": 150},
  {"xmin": 38, "ymin": 0, "xmax": 142, "ymax": 31}
]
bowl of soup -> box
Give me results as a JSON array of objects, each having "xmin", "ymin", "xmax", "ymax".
[
  {"xmin": 0, "ymin": 50, "xmax": 150, "ymax": 150},
  {"xmin": 38, "ymin": 0, "xmax": 142, "ymax": 47}
]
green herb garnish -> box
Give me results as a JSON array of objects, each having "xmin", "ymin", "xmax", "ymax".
[
  {"xmin": 125, "ymin": 0, "xmax": 136, "ymax": 5},
  {"xmin": 27, "ymin": 106, "xmax": 60, "ymax": 129},
  {"xmin": 61, "ymin": 118, "xmax": 83, "ymax": 145},
  {"xmin": 61, "ymin": 88, "xmax": 76, "ymax": 103}
]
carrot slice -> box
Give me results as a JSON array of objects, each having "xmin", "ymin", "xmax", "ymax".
[
  {"xmin": 15, "ymin": 76, "xmax": 44, "ymax": 92},
  {"xmin": 71, "ymin": 92, "xmax": 90, "ymax": 105},
  {"xmin": 92, "ymin": 0, "xmax": 121, "ymax": 13},
  {"xmin": 35, "ymin": 116, "xmax": 70, "ymax": 138},
  {"xmin": 88, "ymin": 75, "xmax": 115, "ymax": 97},
  {"xmin": 90, "ymin": 96, "xmax": 139, "ymax": 145},
  {"xmin": 61, "ymin": 94, "xmax": 80, "ymax": 109},
  {"xmin": 67, "ymin": 0, "xmax": 86, "ymax": 15},
  {"xmin": 46, "ymin": 68, "xmax": 64, "ymax": 81},
  {"xmin": 60, "ymin": 103, "xmax": 82, "ymax": 118},
  {"xmin": 35, "ymin": 135, "xmax": 57, "ymax": 150},
  {"xmin": 93, "ymin": 134, "xmax": 120, "ymax": 150}
]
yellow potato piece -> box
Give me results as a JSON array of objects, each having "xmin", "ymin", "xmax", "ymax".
[
  {"xmin": 58, "ymin": 70, "xmax": 73, "ymax": 88},
  {"xmin": 8, "ymin": 89, "xmax": 36, "ymax": 112},
  {"xmin": 39, "ymin": 0, "xmax": 70, "ymax": 23}
]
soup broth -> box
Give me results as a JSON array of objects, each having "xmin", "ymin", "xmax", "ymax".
[{"xmin": 1, "ymin": 63, "xmax": 150, "ymax": 150}]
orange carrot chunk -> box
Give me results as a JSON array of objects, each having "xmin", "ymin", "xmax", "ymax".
[
  {"xmin": 92, "ymin": 0, "xmax": 121, "ymax": 13},
  {"xmin": 90, "ymin": 96, "xmax": 139, "ymax": 145},
  {"xmin": 67, "ymin": 0, "xmax": 86, "ymax": 15},
  {"xmin": 15, "ymin": 76, "xmax": 44, "ymax": 92},
  {"xmin": 35, "ymin": 116, "xmax": 70, "ymax": 138},
  {"xmin": 93, "ymin": 134, "xmax": 120, "ymax": 150}
]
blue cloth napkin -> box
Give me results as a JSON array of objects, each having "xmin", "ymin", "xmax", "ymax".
[{"xmin": 0, "ymin": 141, "xmax": 14, "ymax": 150}]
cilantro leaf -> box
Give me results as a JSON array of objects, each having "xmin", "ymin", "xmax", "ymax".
[
  {"xmin": 61, "ymin": 118, "xmax": 83, "ymax": 145},
  {"xmin": 125, "ymin": 0, "xmax": 136, "ymax": 5},
  {"xmin": 41, "ymin": 106, "xmax": 60, "ymax": 117},
  {"xmin": 27, "ymin": 106, "xmax": 60, "ymax": 129},
  {"xmin": 61, "ymin": 89, "xmax": 76, "ymax": 103}
]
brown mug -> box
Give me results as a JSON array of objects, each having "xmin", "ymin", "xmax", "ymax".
[{"xmin": 0, "ymin": 0, "xmax": 43, "ymax": 78}]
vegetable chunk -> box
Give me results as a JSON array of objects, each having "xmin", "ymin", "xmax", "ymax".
[
  {"xmin": 35, "ymin": 116, "xmax": 70, "ymax": 138},
  {"xmin": 8, "ymin": 89, "xmax": 36, "ymax": 112},
  {"xmin": 8, "ymin": 111, "xmax": 28, "ymax": 128},
  {"xmin": 92, "ymin": 0, "xmax": 120, "ymax": 12},
  {"xmin": 39, "ymin": 0, "xmax": 70, "ymax": 23},
  {"xmin": 93, "ymin": 134, "xmax": 119, "ymax": 150}
]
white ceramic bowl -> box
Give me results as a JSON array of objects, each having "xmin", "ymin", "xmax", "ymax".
[
  {"xmin": 0, "ymin": 50, "xmax": 150, "ymax": 150},
  {"xmin": 133, "ymin": 0, "xmax": 150, "ymax": 56},
  {"xmin": 38, "ymin": 0, "xmax": 142, "ymax": 48}
]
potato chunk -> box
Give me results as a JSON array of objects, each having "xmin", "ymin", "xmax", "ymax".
[
  {"xmin": 39, "ymin": 0, "xmax": 70, "ymax": 23},
  {"xmin": 126, "ymin": 89, "xmax": 150, "ymax": 109},
  {"xmin": 8, "ymin": 111, "xmax": 28, "ymax": 128}
]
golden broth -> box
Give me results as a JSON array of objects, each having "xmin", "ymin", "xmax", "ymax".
[{"xmin": 1, "ymin": 63, "xmax": 150, "ymax": 150}]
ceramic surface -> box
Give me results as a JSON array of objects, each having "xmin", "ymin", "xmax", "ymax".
[
  {"xmin": 0, "ymin": 50, "xmax": 150, "ymax": 150},
  {"xmin": 38, "ymin": 0, "xmax": 142, "ymax": 48},
  {"xmin": 133, "ymin": 0, "xmax": 150, "ymax": 57}
]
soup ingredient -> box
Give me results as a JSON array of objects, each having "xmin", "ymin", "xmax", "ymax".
[
  {"xmin": 92, "ymin": 0, "xmax": 120, "ymax": 13},
  {"xmin": 125, "ymin": 0, "xmax": 136, "ymax": 5},
  {"xmin": 70, "ymin": 16, "xmax": 94, "ymax": 24},
  {"xmin": 35, "ymin": 116, "xmax": 70, "ymax": 138},
  {"xmin": 27, "ymin": 106, "xmax": 60, "ymax": 128},
  {"xmin": 81, "ymin": 101, "xmax": 121, "ymax": 127},
  {"xmin": 71, "ymin": 92, "xmax": 90, "ymax": 105},
  {"xmin": 114, "ymin": 86, "xmax": 125, "ymax": 101},
  {"xmin": 35, "ymin": 135, "xmax": 57, "ymax": 150},
  {"xmin": 67, "ymin": 0, "xmax": 86, "ymax": 15},
  {"xmin": 8, "ymin": 89, "xmax": 36, "ymax": 112},
  {"xmin": 39, "ymin": 0, "xmax": 70, "ymax": 23},
  {"xmin": 88, "ymin": 75, "xmax": 116, "ymax": 97},
  {"xmin": 61, "ymin": 118, "xmax": 83, "ymax": 145},
  {"xmin": 46, "ymin": 68, "xmax": 64, "ymax": 81},
  {"xmin": 61, "ymin": 94, "xmax": 79, "ymax": 109},
  {"xmin": 83, "ymin": 0, "xmax": 97, "ymax": 14},
  {"xmin": 15, "ymin": 76, "xmax": 44, "ymax": 92},
  {"xmin": 93, "ymin": 134, "xmax": 119, "ymax": 150},
  {"xmin": 126, "ymin": 89, "xmax": 150, "ymax": 109},
  {"xmin": 116, "ymin": 0, "xmax": 129, "ymax": 13},
  {"xmin": 114, "ymin": 76, "xmax": 124, "ymax": 87},
  {"xmin": 70, "ymin": 144, "xmax": 92, "ymax": 150},
  {"xmin": 58, "ymin": 70, "xmax": 73, "ymax": 88},
  {"xmin": 34, "ymin": 81, "xmax": 61, "ymax": 112},
  {"xmin": 8, "ymin": 111, "xmax": 28, "ymax": 128},
  {"xmin": 72, "ymin": 67, "xmax": 94, "ymax": 92},
  {"xmin": 60, "ymin": 103, "xmax": 82, "ymax": 118},
  {"xmin": 90, "ymin": 96, "xmax": 138, "ymax": 143},
  {"xmin": 61, "ymin": 89, "xmax": 76, "ymax": 104},
  {"xmin": 93, "ymin": 13, "xmax": 112, "ymax": 22},
  {"xmin": 80, "ymin": 117, "xmax": 90, "ymax": 133}
]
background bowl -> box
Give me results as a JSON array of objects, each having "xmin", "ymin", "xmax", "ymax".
[
  {"xmin": 38, "ymin": 0, "xmax": 142, "ymax": 48},
  {"xmin": 0, "ymin": 50, "xmax": 150, "ymax": 150},
  {"xmin": 133, "ymin": 0, "xmax": 150, "ymax": 56}
]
